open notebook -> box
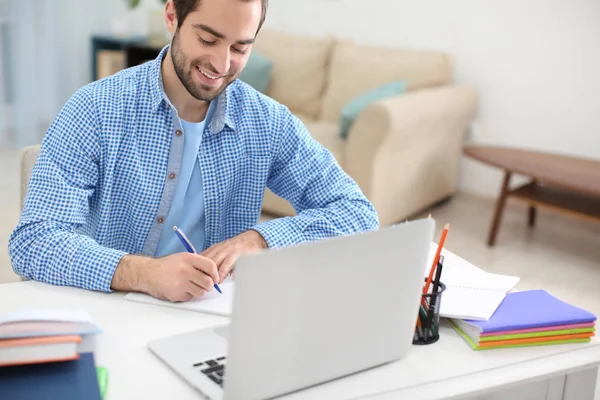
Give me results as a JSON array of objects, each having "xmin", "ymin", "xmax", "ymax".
[
  {"xmin": 426, "ymin": 246, "xmax": 520, "ymax": 320},
  {"xmin": 123, "ymin": 279, "xmax": 235, "ymax": 317}
]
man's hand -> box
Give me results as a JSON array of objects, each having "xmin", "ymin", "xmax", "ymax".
[
  {"xmin": 111, "ymin": 252, "xmax": 220, "ymax": 302},
  {"xmin": 200, "ymin": 229, "xmax": 268, "ymax": 283}
]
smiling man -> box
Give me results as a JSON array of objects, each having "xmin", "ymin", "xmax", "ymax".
[{"xmin": 9, "ymin": 0, "xmax": 379, "ymax": 302}]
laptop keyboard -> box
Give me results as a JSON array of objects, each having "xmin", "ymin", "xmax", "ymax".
[{"xmin": 193, "ymin": 356, "xmax": 227, "ymax": 387}]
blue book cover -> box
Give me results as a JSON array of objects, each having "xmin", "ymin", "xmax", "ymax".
[
  {"xmin": 0, "ymin": 352, "xmax": 101, "ymax": 400},
  {"xmin": 462, "ymin": 290, "xmax": 596, "ymax": 333}
]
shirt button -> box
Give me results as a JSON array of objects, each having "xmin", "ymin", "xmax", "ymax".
[
  {"xmin": 168, "ymin": 173, "xmax": 176, "ymax": 180},
  {"xmin": 175, "ymin": 130, "xmax": 182, "ymax": 136},
  {"xmin": 157, "ymin": 217, "xmax": 164, "ymax": 224}
]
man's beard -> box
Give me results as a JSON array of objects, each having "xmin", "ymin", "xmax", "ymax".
[{"xmin": 170, "ymin": 30, "xmax": 233, "ymax": 102}]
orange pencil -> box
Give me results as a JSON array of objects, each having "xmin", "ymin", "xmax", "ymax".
[
  {"xmin": 423, "ymin": 223, "xmax": 450, "ymax": 303},
  {"xmin": 417, "ymin": 217, "xmax": 446, "ymax": 329},
  {"xmin": 417, "ymin": 215, "xmax": 435, "ymax": 328}
]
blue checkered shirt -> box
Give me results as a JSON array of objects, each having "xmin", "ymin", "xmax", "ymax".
[{"xmin": 8, "ymin": 45, "xmax": 379, "ymax": 293}]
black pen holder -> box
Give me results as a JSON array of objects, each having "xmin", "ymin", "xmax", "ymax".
[{"xmin": 413, "ymin": 276, "xmax": 446, "ymax": 345}]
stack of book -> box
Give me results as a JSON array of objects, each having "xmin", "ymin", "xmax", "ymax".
[
  {"xmin": 450, "ymin": 289, "xmax": 596, "ymax": 350},
  {"xmin": 0, "ymin": 309, "xmax": 105, "ymax": 399}
]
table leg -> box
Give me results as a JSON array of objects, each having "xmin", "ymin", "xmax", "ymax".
[
  {"xmin": 528, "ymin": 179, "xmax": 537, "ymax": 228},
  {"xmin": 528, "ymin": 206, "xmax": 537, "ymax": 227},
  {"xmin": 488, "ymin": 171, "xmax": 512, "ymax": 246}
]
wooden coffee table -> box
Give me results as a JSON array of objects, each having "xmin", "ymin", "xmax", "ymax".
[{"xmin": 463, "ymin": 146, "xmax": 600, "ymax": 246}]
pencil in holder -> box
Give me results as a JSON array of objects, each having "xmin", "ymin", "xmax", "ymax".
[{"xmin": 413, "ymin": 273, "xmax": 446, "ymax": 345}]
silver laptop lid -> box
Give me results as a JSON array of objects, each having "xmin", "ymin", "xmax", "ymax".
[{"xmin": 223, "ymin": 218, "xmax": 435, "ymax": 400}]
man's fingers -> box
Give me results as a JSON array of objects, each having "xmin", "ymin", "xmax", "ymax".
[
  {"xmin": 200, "ymin": 247, "xmax": 215, "ymax": 258},
  {"xmin": 186, "ymin": 282, "xmax": 207, "ymax": 299},
  {"xmin": 200, "ymin": 245, "xmax": 219, "ymax": 261},
  {"xmin": 207, "ymin": 249, "xmax": 228, "ymax": 269},
  {"xmin": 219, "ymin": 255, "xmax": 237, "ymax": 283},
  {"xmin": 201, "ymin": 243, "xmax": 235, "ymax": 269},
  {"xmin": 188, "ymin": 269, "xmax": 215, "ymax": 292},
  {"xmin": 169, "ymin": 292, "xmax": 193, "ymax": 303},
  {"xmin": 185, "ymin": 253, "xmax": 220, "ymax": 284}
]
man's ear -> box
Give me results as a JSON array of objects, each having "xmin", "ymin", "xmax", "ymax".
[{"xmin": 164, "ymin": 0, "xmax": 178, "ymax": 35}]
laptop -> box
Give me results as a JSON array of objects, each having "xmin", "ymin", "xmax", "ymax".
[{"xmin": 148, "ymin": 218, "xmax": 435, "ymax": 400}]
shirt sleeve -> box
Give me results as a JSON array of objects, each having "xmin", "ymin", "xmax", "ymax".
[
  {"xmin": 8, "ymin": 86, "xmax": 127, "ymax": 292},
  {"xmin": 252, "ymin": 105, "xmax": 380, "ymax": 248}
]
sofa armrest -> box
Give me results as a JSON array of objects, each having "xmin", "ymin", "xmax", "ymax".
[{"xmin": 345, "ymin": 85, "xmax": 478, "ymax": 224}]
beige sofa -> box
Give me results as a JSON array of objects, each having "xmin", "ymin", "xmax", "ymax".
[
  {"xmin": 20, "ymin": 31, "xmax": 478, "ymax": 228},
  {"xmin": 253, "ymin": 30, "xmax": 478, "ymax": 226}
]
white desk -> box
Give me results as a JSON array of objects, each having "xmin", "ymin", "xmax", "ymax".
[{"xmin": 1, "ymin": 252, "xmax": 599, "ymax": 400}]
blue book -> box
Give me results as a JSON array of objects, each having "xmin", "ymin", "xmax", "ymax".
[
  {"xmin": 454, "ymin": 289, "xmax": 596, "ymax": 333},
  {"xmin": 0, "ymin": 352, "xmax": 101, "ymax": 400}
]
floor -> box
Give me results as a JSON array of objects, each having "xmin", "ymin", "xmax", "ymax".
[{"xmin": 2, "ymin": 147, "xmax": 600, "ymax": 394}]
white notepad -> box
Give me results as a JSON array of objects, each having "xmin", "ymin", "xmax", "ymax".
[
  {"xmin": 123, "ymin": 279, "xmax": 235, "ymax": 317},
  {"xmin": 425, "ymin": 245, "xmax": 520, "ymax": 321}
]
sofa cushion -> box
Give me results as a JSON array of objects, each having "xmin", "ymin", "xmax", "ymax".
[
  {"xmin": 296, "ymin": 114, "xmax": 345, "ymax": 167},
  {"xmin": 253, "ymin": 30, "xmax": 333, "ymax": 120},
  {"xmin": 320, "ymin": 39, "xmax": 453, "ymax": 122},
  {"xmin": 340, "ymin": 80, "xmax": 407, "ymax": 139},
  {"xmin": 238, "ymin": 50, "xmax": 273, "ymax": 94}
]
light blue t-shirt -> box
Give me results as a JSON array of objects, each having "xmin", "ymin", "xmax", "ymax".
[{"xmin": 154, "ymin": 102, "xmax": 215, "ymax": 257}]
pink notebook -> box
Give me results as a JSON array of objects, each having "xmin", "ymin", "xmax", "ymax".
[{"xmin": 480, "ymin": 322, "xmax": 595, "ymax": 337}]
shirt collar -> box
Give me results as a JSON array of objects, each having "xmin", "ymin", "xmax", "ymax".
[{"xmin": 149, "ymin": 45, "xmax": 236, "ymax": 133}]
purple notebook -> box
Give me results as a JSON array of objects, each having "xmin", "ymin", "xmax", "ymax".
[{"xmin": 461, "ymin": 290, "xmax": 596, "ymax": 333}]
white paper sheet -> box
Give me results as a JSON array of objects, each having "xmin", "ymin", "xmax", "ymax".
[
  {"xmin": 425, "ymin": 244, "xmax": 520, "ymax": 320},
  {"xmin": 123, "ymin": 279, "xmax": 235, "ymax": 317}
]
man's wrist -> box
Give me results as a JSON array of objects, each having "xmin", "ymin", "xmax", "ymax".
[
  {"xmin": 248, "ymin": 229, "xmax": 268, "ymax": 249},
  {"xmin": 110, "ymin": 254, "xmax": 152, "ymax": 292}
]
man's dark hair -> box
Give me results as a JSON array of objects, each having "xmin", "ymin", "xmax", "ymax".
[{"xmin": 172, "ymin": 0, "xmax": 268, "ymax": 33}]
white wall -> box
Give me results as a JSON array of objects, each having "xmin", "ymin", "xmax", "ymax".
[{"xmin": 262, "ymin": 0, "xmax": 600, "ymax": 198}]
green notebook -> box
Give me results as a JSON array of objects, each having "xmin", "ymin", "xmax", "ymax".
[
  {"xmin": 96, "ymin": 367, "xmax": 108, "ymax": 400},
  {"xmin": 479, "ymin": 327, "xmax": 594, "ymax": 342}
]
